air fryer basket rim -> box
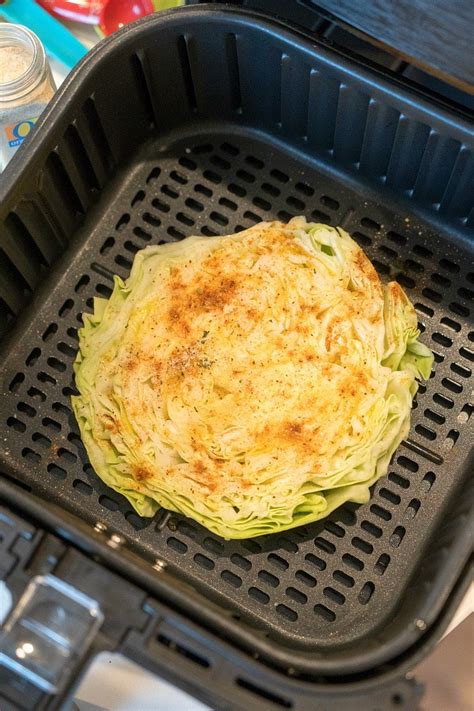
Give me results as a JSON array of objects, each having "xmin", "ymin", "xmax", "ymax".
[
  {"xmin": 0, "ymin": 4, "xmax": 473, "ymax": 682},
  {"xmin": 1, "ymin": 4, "xmax": 473, "ymax": 209}
]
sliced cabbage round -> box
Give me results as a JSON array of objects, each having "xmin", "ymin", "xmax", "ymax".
[{"xmin": 72, "ymin": 218, "xmax": 433, "ymax": 538}]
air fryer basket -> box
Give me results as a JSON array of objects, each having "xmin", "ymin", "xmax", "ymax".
[{"xmin": 0, "ymin": 2, "xmax": 473, "ymax": 701}]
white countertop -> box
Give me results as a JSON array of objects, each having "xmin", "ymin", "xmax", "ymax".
[{"xmin": 75, "ymin": 652, "xmax": 210, "ymax": 711}]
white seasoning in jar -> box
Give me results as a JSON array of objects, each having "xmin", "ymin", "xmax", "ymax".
[
  {"xmin": 0, "ymin": 45, "xmax": 34, "ymax": 82},
  {"xmin": 0, "ymin": 25, "xmax": 55, "ymax": 171}
]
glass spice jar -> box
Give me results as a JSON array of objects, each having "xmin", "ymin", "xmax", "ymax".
[{"xmin": 0, "ymin": 24, "xmax": 56, "ymax": 171}]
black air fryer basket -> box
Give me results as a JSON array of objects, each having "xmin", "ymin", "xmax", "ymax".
[{"xmin": 0, "ymin": 5, "xmax": 473, "ymax": 710}]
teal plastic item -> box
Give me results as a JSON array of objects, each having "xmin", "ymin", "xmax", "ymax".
[{"xmin": 0, "ymin": 0, "xmax": 87, "ymax": 70}]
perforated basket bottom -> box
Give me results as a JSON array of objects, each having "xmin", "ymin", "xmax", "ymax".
[{"xmin": 1, "ymin": 129, "xmax": 473, "ymax": 653}]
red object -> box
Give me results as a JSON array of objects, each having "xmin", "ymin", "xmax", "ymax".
[
  {"xmin": 37, "ymin": 0, "xmax": 106, "ymax": 24},
  {"xmin": 99, "ymin": 0, "xmax": 154, "ymax": 35}
]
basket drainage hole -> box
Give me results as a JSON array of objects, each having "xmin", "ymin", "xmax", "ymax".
[
  {"xmin": 392, "ymin": 693, "xmax": 404, "ymax": 706},
  {"xmin": 278, "ymin": 537, "xmax": 298, "ymax": 553},
  {"xmin": 9, "ymin": 372, "xmax": 25, "ymax": 392},
  {"xmin": 57, "ymin": 342, "xmax": 76, "ymax": 359},
  {"xmin": 170, "ymin": 170, "xmax": 187, "ymax": 185},
  {"xmin": 248, "ymin": 587, "xmax": 269, "ymax": 605},
  {"xmin": 100, "ymin": 237, "xmax": 115, "ymax": 255},
  {"xmin": 294, "ymin": 181, "xmax": 313, "ymax": 196},
  {"xmin": 421, "ymin": 471, "xmax": 436, "ymax": 492},
  {"xmin": 287, "ymin": 196, "xmax": 305, "ymax": 211},
  {"xmin": 457, "ymin": 404, "xmax": 473, "ymax": 423},
  {"xmin": 17, "ymin": 402, "xmax": 36, "ymax": 417},
  {"xmin": 285, "ymin": 587, "xmax": 307, "ymax": 605},
  {"xmin": 131, "ymin": 189, "xmax": 145, "ymax": 206},
  {"xmin": 422, "ymin": 288, "xmax": 442, "ymax": 303},
  {"xmin": 397, "ymin": 455, "xmax": 418, "ymax": 473},
  {"xmin": 352, "ymin": 536, "xmax": 373, "ymax": 554},
  {"xmin": 32, "ymin": 432, "xmax": 51, "ymax": 448},
  {"xmin": 444, "ymin": 429, "xmax": 459, "ymax": 450},
  {"xmin": 324, "ymin": 521, "xmax": 345, "ymax": 538},
  {"xmin": 146, "ymin": 167, "xmax": 161, "ymax": 182},
  {"xmin": 332, "ymin": 570, "xmax": 354, "ymax": 588},
  {"xmin": 235, "ymin": 678, "xmax": 292, "ymax": 709},
  {"xmin": 314, "ymin": 536, "xmax": 335, "ymax": 554},
  {"xmin": 405, "ymin": 498, "xmax": 421, "ymax": 519},
  {"xmin": 36, "ymin": 370, "xmax": 56, "ymax": 386},
  {"xmin": 439, "ymin": 258, "xmax": 459, "ymax": 273},
  {"xmin": 270, "ymin": 168, "xmax": 289, "ymax": 183},
  {"xmin": 258, "ymin": 570, "xmax": 279, "ymax": 588},
  {"xmin": 221, "ymin": 570, "xmax": 242, "ymax": 588},
  {"xmin": 157, "ymin": 634, "xmax": 210, "ymax": 669},
  {"xmin": 204, "ymin": 169, "xmax": 222, "ymax": 184},
  {"xmin": 219, "ymin": 197, "xmax": 238, "ymax": 211},
  {"xmin": 7, "ymin": 417, "xmax": 26, "ymax": 433},
  {"xmin": 221, "ymin": 142, "xmax": 239, "ymax": 156},
  {"xmin": 370, "ymin": 504, "xmax": 392, "ymax": 521},
  {"xmin": 245, "ymin": 155, "xmax": 264, "ymax": 170},
  {"xmin": 323, "ymin": 587, "xmax": 345, "ymax": 605},
  {"xmin": 295, "ymin": 570, "xmax": 316, "ymax": 587},
  {"xmin": 390, "ymin": 526, "xmax": 406, "ymax": 548},
  {"xmin": 267, "ymin": 553, "xmax": 289, "ymax": 570},
  {"xmin": 451, "ymin": 362, "xmax": 471, "ymax": 379},
  {"xmin": 276, "ymin": 603, "xmax": 298, "ymax": 621},
  {"xmin": 305, "ymin": 553, "xmax": 326, "ymax": 571},
  {"xmin": 459, "ymin": 346, "xmax": 474, "ymax": 362},
  {"xmin": 191, "ymin": 143, "xmax": 213, "ymax": 154},
  {"xmin": 361, "ymin": 520, "xmax": 383, "ymax": 539},
  {"xmin": 211, "ymin": 155, "xmax": 231, "ymax": 170},
  {"xmin": 379, "ymin": 487, "xmax": 401, "ymax": 505},
  {"xmin": 47, "ymin": 463, "xmax": 66, "ymax": 480},
  {"xmin": 21, "ymin": 448, "xmax": 40, "ymax": 463},
  {"xmin": 161, "ymin": 184, "xmax": 179, "ymax": 199},
  {"xmin": 42, "ymin": 323, "xmax": 58, "ymax": 341},
  {"xmin": 26, "ymin": 348, "xmax": 41, "ymax": 366},
  {"xmin": 320, "ymin": 195, "xmax": 339, "ymax": 211},
  {"xmin": 388, "ymin": 472, "xmax": 410, "ymax": 489},
  {"xmin": 342, "ymin": 553, "xmax": 364, "ymax": 571},
  {"xmin": 441, "ymin": 316, "xmax": 461, "ymax": 333},
  {"xmin": 253, "ymin": 196, "xmax": 271, "ymax": 211},
  {"xmin": 244, "ymin": 210, "xmax": 261, "ymax": 225},
  {"xmin": 358, "ymin": 581, "xmax": 375, "ymax": 605},
  {"xmin": 99, "ymin": 494, "xmax": 120, "ymax": 512},
  {"xmin": 167, "ymin": 537, "xmax": 188, "ymax": 554},
  {"xmin": 374, "ymin": 553, "xmax": 391, "ymax": 576},
  {"xmin": 314, "ymin": 604, "xmax": 336, "ymax": 622},
  {"xmin": 193, "ymin": 553, "xmax": 214, "ymax": 571},
  {"xmin": 450, "ymin": 302, "xmax": 469, "ymax": 317},
  {"xmin": 72, "ymin": 479, "xmax": 92, "ymax": 495},
  {"xmin": 74, "ymin": 275, "xmax": 90, "ymax": 294},
  {"xmin": 231, "ymin": 553, "xmax": 251, "ymax": 571},
  {"xmin": 126, "ymin": 511, "xmax": 150, "ymax": 530},
  {"xmin": 203, "ymin": 537, "xmax": 224, "ymax": 554},
  {"xmin": 360, "ymin": 217, "xmax": 380, "ymax": 231},
  {"xmin": 415, "ymin": 302, "xmax": 434, "ymax": 317},
  {"xmin": 115, "ymin": 213, "xmax": 130, "ymax": 231},
  {"xmin": 262, "ymin": 182, "xmax": 280, "ymax": 197},
  {"xmin": 176, "ymin": 519, "xmax": 198, "ymax": 540},
  {"xmin": 311, "ymin": 209, "xmax": 331, "ymax": 224},
  {"xmin": 59, "ymin": 299, "xmax": 74, "ymax": 317}
]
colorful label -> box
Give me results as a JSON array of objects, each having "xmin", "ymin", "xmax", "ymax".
[{"xmin": 3, "ymin": 118, "xmax": 38, "ymax": 147}]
